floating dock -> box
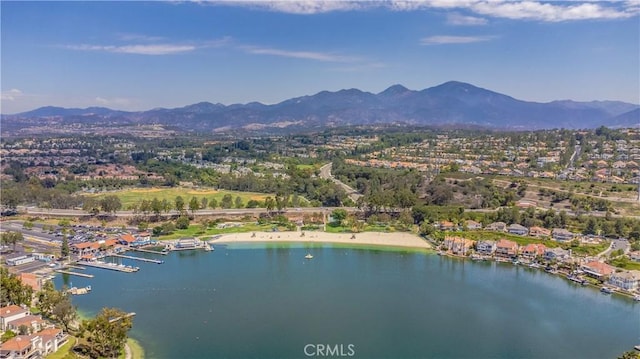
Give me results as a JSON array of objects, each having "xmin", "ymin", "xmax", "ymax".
[
  {"xmin": 55, "ymin": 270, "xmax": 94, "ymax": 278},
  {"xmin": 130, "ymin": 248, "xmax": 168, "ymax": 255},
  {"xmin": 67, "ymin": 265, "xmax": 86, "ymax": 270},
  {"xmin": 112, "ymin": 254, "xmax": 164, "ymax": 264},
  {"xmin": 80, "ymin": 261, "xmax": 139, "ymax": 273}
]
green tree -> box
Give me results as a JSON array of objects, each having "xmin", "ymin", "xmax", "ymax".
[
  {"xmin": 208, "ymin": 198, "xmax": 218, "ymax": 210},
  {"xmin": 189, "ymin": 196, "xmax": 200, "ymax": 215},
  {"xmin": 200, "ymin": 197, "xmax": 208, "ymax": 210},
  {"xmin": 176, "ymin": 216, "xmax": 190, "ymax": 230},
  {"xmin": 331, "ymin": 209, "xmax": 348, "ymax": 226},
  {"xmin": 151, "ymin": 197, "xmax": 163, "ymax": 217},
  {"xmin": 0, "ymin": 267, "xmax": 33, "ymax": 306},
  {"xmin": 82, "ymin": 307, "xmax": 133, "ymax": 358},
  {"xmin": 1, "ymin": 231, "xmax": 24, "ymax": 251},
  {"xmin": 175, "ymin": 196, "xmax": 185, "ymax": 214},
  {"xmin": 100, "ymin": 195, "xmax": 122, "ymax": 214},
  {"xmin": 234, "ymin": 196, "xmax": 244, "ymax": 209},
  {"xmin": 221, "ymin": 194, "xmax": 233, "ymax": 209},
  {"xmin": 61, "ymin": 236, "xmax": 70, "ymax": 258},
  {"xmin": 264, "ymin": 196, "xmax": 275, "ymax": 212}
]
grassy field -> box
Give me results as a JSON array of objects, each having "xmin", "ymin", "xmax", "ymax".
[
  {"xmin": 45, "ymin": 336, "xmax": 78, "ymax": 359},
  {"xmin": 156, "ymin": 222, "xmax": 292, "ymax": 240},
  {"xmin": 88, "ymin": 187, "xmax": 273, "ymax": 208}
]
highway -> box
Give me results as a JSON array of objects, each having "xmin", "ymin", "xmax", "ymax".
[{"xmin": 319, "ymin": 163, "xmax": 363, "ymax": 203}]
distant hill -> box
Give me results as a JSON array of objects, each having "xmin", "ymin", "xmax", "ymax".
[{"xmin": 3, "ymin": 81, "xmax": 638, "ymax": 133}]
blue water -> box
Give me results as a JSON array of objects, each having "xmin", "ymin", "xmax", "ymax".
[{"xmin": 56, "ymin": 244, "xmax": 640, "ymax": 358}]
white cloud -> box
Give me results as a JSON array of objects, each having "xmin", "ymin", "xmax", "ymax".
[
  {"xmin": 421, "ymin": 35, "xmax": 495, "ymax": 44},
  {"xmin": 220, "ymin": 1, "xmax": 639, "ymax": 22},
  {"xmin": 211, "ymin": 1, "xmax": 366, "ymax": 14},
  {"xmin": 0, "ymin": 89, "xmax": 23, "ymax": 101},
  {"xmin": 241, "ymin": 46, "xmax": 359, "ymax": 62},
  {"xmin": 447, "ymin": 12, "xmax": 488, "ymax": 25},
  {"xmin": 65, "ymin": 43, "xmax": 197, "ymax": 55}
]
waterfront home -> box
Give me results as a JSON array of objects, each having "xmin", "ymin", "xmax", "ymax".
[
  {"xmin": 544, "ymin": 247, "xmax": 570, "ymax": 262},
  {"xmin": 521, "ymin": 243, "xmax": 546, "ymax": 260},
  {"xmin": 495, "ymin": 239, "xmax": 519, "ymax": 258},
  {"xmin": 0, "ymin": 335, "xmax": 41, "ymax": 359},
  {"xmin": 552, "ymin": 228, "xmax": 574, "ymax": 242},
  {"xmin": 5, "ymin": 315, "xmax": 49, "ymax": 333},
  {"xmin": 442, "ymin": 236, "xmax": 475, "ymax": 256},
  {"xmin": 0, "ymin": 305, "xmax": 28, "ymax": 331},
  {"xmin": 465, "ymin": 220, "xmax": 482, "ymax": 230},
  {"xmin": 608, "ymin": 270, "xmax": 640, "ymax": 291},
  {"xmin": 118, "ymin": 234, "xmax": 137, "ymax": 246},
  {"xmin": 581, "ymin": 261, "xmax": 614, "ymax": 280},
  {"xmin": 38, "ymin": 328, "xmax": 68, "ymax": 356},
  {"xmin": 529, "ymin": 226, "xmax": 551, "ymax": 238},
  {"xmin": 486, "ymin": 222, "xmax": 507, "ymax": 232},
  {"xmin": 476, "ymin": 240, "xmax": 496, "ymax": 255},
  {"xmin": 507, "ymin": 224, "xmax": 529, "ymax": 236},
  {"xmin": 175, "ymin": 238, "xmax": 199, "ymax": 249}
]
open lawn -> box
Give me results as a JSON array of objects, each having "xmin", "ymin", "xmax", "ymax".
[
  {"xmin": 88, "ymin": 187, "xmax": 273, "ymax": 208},
  {"xmin": 45, "ymin": 336, "xmax": 78, "ymax": 359},
  {"xmin": 156, "ymin": 222, "xmax": 292, "ymax": 240}
]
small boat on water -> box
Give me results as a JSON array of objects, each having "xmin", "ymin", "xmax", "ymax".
[
  {"xmin": 633, "ymin": 294, "xmax": 640, "ymax": 301},
  {"xmin": 600, "ymin": 287, "xmax": 613, "ymax": 294},
  {"xmin": 304, "ymin": 253, "xmax": 314, "ymax": 259}
]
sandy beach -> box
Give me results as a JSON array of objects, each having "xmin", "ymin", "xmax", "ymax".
[{"xmin": 209, "ymin": 231, "xmax": 432, "ymax": 250}]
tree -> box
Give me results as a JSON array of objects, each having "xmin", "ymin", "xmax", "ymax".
[
  {"xmin": 61, "ymin": 236, "xmax": 70, "ymax": 258},
  {"xmin": 175, "ymin": 196, "xmax": 185, "ymax": 214},
  {"xmin": 331, "ymin": 209, "xmax": 347, "ymax": 226},
  {"xmin": 1, "ymin": 231, "xmax": 24, "ymax": 251},
  {"xmin": 151, "ymin": 197, "xmax": 163, "ymax": 218},
  {"xmin": 200, "ymin": 197, "xmax": 208, "ymax": 210},
  {"xmin": 221, "ymin": 194, "xmax": 233, "ymax": 209},
  {"xmin": 234, "ymin": 196, "xmax": 244, "ymax": 209},
  {"xmin": 52, "ymin": 295, "xmax": 77, "ymax": 332},
  {"xmin": 176, "ymin": 216, "xmax": 190, "ymax": 230},
  {"xmin": 82, "ymin": 307, "xmax": 133, "ymax": 358},
  {"xmin": 264, "ymin": 196, "xmax": 275, "ymax": 212},
  {"xmin": 208, "ymin": 198, "xmax": 218, "ymax": 210},
  {"xmin": 188, "ymin": 196, "xmax": 200, "ymax": 215},
  {"xmin": 584, "ymin": 217, "xmax": 599, "ymax": 235},
  {"xmin": 100, "ymin": 195, "xmax": 122, "ymax": 214},
  {"xmin": 0, "ymin": 267, "xmax": 33, "ymax": 306}
]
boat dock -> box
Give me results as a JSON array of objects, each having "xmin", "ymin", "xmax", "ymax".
[
  {"xmin": 55, "ymin": 270, "xmax": 94, "ymax": 278},
  {"xmin": 80, "ymin": 261, "xmax": 139, "ymax": 273},
  {"xmin": 112, "ymin": 254, "xmax": 164, "ymax": 264},
  {"xmin": 130, "ymin": 248, "xmax": 168, "ymax": 255},
  {"xmin": 67, "ymin": 265, "xmax": 86, "ymax": 270}
]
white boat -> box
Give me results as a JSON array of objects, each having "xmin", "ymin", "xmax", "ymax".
[
  {"xmin": 600, "ymin": 287, "xmax": 612, "ymax": 294},
  {"xmin": 304, "ymin": 253, "xmax": 313, "ymax": 259},
  {"xmin": 633, "ymin": 294, "xmax": 640, "ymax": 301}
]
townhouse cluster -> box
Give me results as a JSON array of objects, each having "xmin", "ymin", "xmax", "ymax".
[{"xmin": 0, "ymin": 305, "xmax": 68, "ymax": 359}]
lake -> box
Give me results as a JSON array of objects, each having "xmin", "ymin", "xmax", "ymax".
[{"xmin": 55, "ymin": 243, "xmax": 640, "ymax": 358}]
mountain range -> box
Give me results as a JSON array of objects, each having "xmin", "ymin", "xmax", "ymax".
[{"xmin": 3, "ymin": 81, "xmax": 638, "ymax": 133}]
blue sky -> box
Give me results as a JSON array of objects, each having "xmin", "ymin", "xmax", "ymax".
[{"xmin": 1, "ymin": 1, "xmax": 639, "ymax": 113}]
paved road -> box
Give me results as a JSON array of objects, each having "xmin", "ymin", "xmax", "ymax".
[{"xmin": 319, "ymin": 163, "xmax": 363, "ymax": 203}]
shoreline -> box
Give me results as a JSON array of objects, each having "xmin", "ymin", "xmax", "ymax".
[{"xmin": 208, "ymin": 230, "xmax": 433, "ymax": 250}]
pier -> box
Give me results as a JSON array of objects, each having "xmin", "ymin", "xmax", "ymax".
[
  {"xmin": 112, "ymin": 254, "xmax": 164, "ymax": 264},
  {"xmin": 80, "ymin": 261, "xmax": 139, "ymax": 273},
  {"xmin": 109, "ymin": 312, "xmax": 136, "ymax": 323},
  {"xmin": 55, "ymin": 270, "xmax": 94, "ymax": 278},
  {"xmin": 130, "ymin": 248, "xmax": 168, "ymax": 255}
]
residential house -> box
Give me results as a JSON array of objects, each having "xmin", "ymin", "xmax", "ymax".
[
  {"xmin": 5, "ymin": 315, "xmax": 48, "ymax": 334},
  {"xmin": 529, "ymin": 226, "xmax": 551, "ymax": 238},
  {"xmin": 521, "ymin": 243, "xmax": 546, "ymax": 260},
  {"xmin": 442, "ymin": 237, "xmax": 475, "ymax": 256},
  {"xmin": 608, "ymin": 270, "xmax": 640, "ymax": 291},
  {"xmin": 495, "ymin": 239, "xmax": 518, "ymax": 258},
  {"xmin": 0, "ymin": 335, "xmax": 41, "ymax": 359},
  {"xmin": 476, "ymin": 240, "xmax": 496, "ymax": 255},
  {"xmin": 552, "ymin": 228, "xmax": 574, "ymax": 242},
  {"xmin": 18, "ymin": 273, "xmax": 42, "ymax": 292},
  {"xmin": 581, "ymin": 261, "xmax": 614, "ymax": 280},
  {"xmin": 544, "ymin": 247, "xmax": 570, "ymax": 262},
  {"xmin": 37, "ymin": 328, "xmax": 68, "ymax": 356},
  {"xmin": 629, "ymin": 251, "xmax": 640, "ymax": 262},
  {"xmin": 439, "ymin": 221, "xmax": 456, "ymax": 231},
  {"xmin": 485, "ymin": 222, "xmax": 507, "ymax": 232},
  {"xmin": 507, "ymin": 224, "xmax": 529, "ymax": 236},
  {"xmin": 465, "ymin": 220, "xmax": 482, "ymax": 230},
  {"xmin": 0, "ymin": 305, "xmax": 28, "ymax": 331}
]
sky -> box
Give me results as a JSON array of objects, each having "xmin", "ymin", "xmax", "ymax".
[{"xmin": 1, "ymin": 0, "xmax": 639, "ymax": 114}]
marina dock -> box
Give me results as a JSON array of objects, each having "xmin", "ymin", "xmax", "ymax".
[
  {"xmin": 80, "ymin": 261, "xmax": 140, "ymax": 273},
  {"xmin": 130, "ymin": 248, "xmax": 168, "ymax": 255},
  {"xmin": 112, "ymin": 254, "xmax": 164, "ymax": 264},
  {"xmin": 55, "ymin": 269, "xmax": 94, "ymax": 278}
]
